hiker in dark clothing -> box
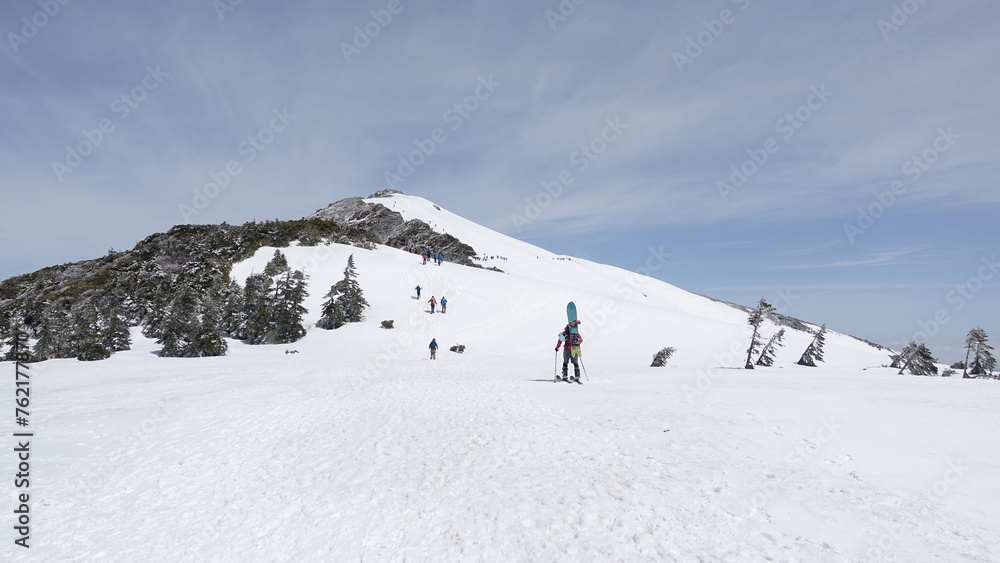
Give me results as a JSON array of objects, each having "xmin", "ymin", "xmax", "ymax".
[
  {"xmin": 554, "ymin": 321, "xmax": 583, "ymax": 382},
  {"xmin": 429, "ymin": 338, "xmax": 439, "ymax": 359}
]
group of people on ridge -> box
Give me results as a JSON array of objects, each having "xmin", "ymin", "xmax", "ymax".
[
  {"xmin": 422, "ymin": 249, "xmax": 445, "ymax": 266},
  {"xmin": 415, "ymin": 286, "xmax": 447, "ymax": 314}
]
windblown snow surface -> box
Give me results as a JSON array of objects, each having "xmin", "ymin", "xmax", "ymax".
[{"xmin": 3, "ymin": 194, "xmax": 999, "ymax": 562}]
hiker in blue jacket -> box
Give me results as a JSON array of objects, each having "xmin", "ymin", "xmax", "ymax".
[
  {"xmin": 429, "ymin": 338, "xmax": 439, "ymax": 359},
  {"xmin": 440, "ymin": 296, "xmax": 448, "ymax": 314}
]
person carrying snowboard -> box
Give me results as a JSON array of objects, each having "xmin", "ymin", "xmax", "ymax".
[
  {"xmin": 429, "ymin": 338, "xmax": 438, "ymax": 359},
  {"xmin": 428, "ymin": 296, "xmax": 437, "ymax": 314},
  {"xmin": 555, "ymin": 320, "xmax": 583, "ymax": 382},
  {"xmin": 440, "ymin": 296, "xmax": 447, "ymax": 314},
  {"xmin": 415, "ymin": 285, "xmax": 422, "ymax": 298}
]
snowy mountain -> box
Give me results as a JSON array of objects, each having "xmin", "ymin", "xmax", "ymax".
[
  {"xmin": 254, "ymin": 189, "xmax": 890, "ymax": 374},
  {"xmin": 3, "ymin": 191, "xmax": 998, "ymax": 562}
]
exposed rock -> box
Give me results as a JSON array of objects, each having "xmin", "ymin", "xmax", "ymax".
[{"xmin": 307, "ymin": 197, "xmax": 478, "ymax": 266}]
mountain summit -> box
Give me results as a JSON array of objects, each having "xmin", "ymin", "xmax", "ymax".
[{"xmin": 1, "ymin": 190, "xmax": 888, "ymax": 370}]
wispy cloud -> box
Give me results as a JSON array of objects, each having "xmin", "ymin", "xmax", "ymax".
[{"xmin": 783, "ymin": 246, "xmax": 929, "ymax": 269}]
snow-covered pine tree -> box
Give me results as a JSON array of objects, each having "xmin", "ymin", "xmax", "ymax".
[
  {"xmin": 963, "ymin": 327, "xmax": 994, "ymax": 377},
  {"xmin": 964, "ymin": 327, "xmax": 996, "ymax": 377},
  {"xmin": 650, "ymin": 346, "xmax": 677, "ymax": 367},
  {"xmin": 755, "ymin": 328, "xmax": 785, "ymax": 367},
  {"xmin": 889, "ymin": 353, "xmax": 904, "ymax": 369},
  {"xmin": 96, "ymin": 295, "xmax": 131, "ymax": 353},
  {"xmin": 318, "ymin": 254, "xmax": 368, "ymax": 329},
  {"xmin": 896, "ymin": 341, "xmax": 938, "ymax": 376},
  {"xmin": 219, "ymin": 280, "xmax": 247, "ymax": 339},
  {"xmin": 70, "ymin": 303, "xmax": 111, "ymax": 361},
  {"xmin": 141, "ymin": 287, "xmax": 172, "ymax": 341},
  {"xmin": 316, "ymin": 289, "xmax": 347, "ymax": 330},
  {"xmin": 797, "ymin": 324, "xmax": 827, "ymax": 367},
  {"xmin": 33, "ymin": 308, "xmax": 74, "ymax": 360},
  {"xmin": 263, "ymin": 249, "xmax": 290, "ymax": 277},
  {"xmin": 338, "ymin": 255, "xmax": 368, "ymax": 323},
  {"xmin": 0, "ymin": 316, "xmax": 10, "ymax": 357},
  {"xmin": 243, "ymin": 273, "xmax": 276, "ymax": 344},
  {"xmin": 744, "ymin": 297, "xmax": 776, "ymax": 369},
  {"xmin": 2, "ymin": 321, "xmax": 29, "ymax": 362},
  {"xmin": 273, "ymin": 270, "xmax": 309, "ymax": 343},
  {"xmin": 157, "ymin": 286, "xmax": 201, "ymax": 357},
  {"xmin": 189, "ymin": 296, "xmax": 228, "ymax": 357}
]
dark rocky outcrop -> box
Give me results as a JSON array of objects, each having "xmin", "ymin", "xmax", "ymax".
[{"xmin": 307, "ymin": 192, "xmax": 478, "ymax": 266}]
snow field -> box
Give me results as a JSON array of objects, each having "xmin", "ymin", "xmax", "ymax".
[
  {"xmin": 3, "ymin": 193, "xmax": 997, "ymax": 561},
  {"xmin": 8, "ymin": 346, "xmax": 999, "ymax": 562}
]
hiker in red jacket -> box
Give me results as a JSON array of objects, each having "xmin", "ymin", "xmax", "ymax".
[
  {"xmin": 428, "ymin": 296, "xmax": 437, "ymax": 314},
  {"xmin": 555, "ymin": 321, "xmax": 583, "ymax": 382}
]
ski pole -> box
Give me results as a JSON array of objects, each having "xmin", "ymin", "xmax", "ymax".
[
  {"xmin": 579, "ymin": 356, "xmax": 589, "ymax": 381},
  {"xmin": 554, "ymin": 350, "xmax": 558, "ymax": 378}
]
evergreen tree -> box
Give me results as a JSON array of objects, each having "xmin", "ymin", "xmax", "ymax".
[
  {"xmin": 157, "ymin": 286, "xmax": 201, "ymax": 357},
  {"xmin": 273, "ymin": 270, "xmax": 309, "ymax": 343},
  {"xmin": 318, "ymin": 255, "xmax": 368, "ymax": 329},
  {"xmin": 963, "ymin": 327, "xmax": 996, "ymax": 378},
  {"xmin": 33, "ymin": 308, "xmax": 74, "ymax": 360},
  {"xmin": 101, "ymin": 310, "xmax": 132, "ymax": 353},
  {"xmin": 96, "ymin": 294, "xmax": 131, "ymax": 353},
  {"xmin": 243, "ymin": 273, "xmax": 276, "ymax": 344},
  {"xmin": 650, "ymin": 347, "xmax": 677, "ymax": 367},
  {"xmin": 153, "ymin": 284, "xmax": 230, "ymax": 358},
  {"xmin": 896, "ymin": 341, "xmax": 938, "ymax": 376},
  {"xmin": 141, "ymin": 289, "xmax": 171, "ymax": 340},
  {"xmin": 70, "ymin": 303, "xmax": 111, "ymax": 361},
  {"xmin": 797, "ymin": 324, "xmax": 827, "ymax": 367},
  {"xmin": 0, "ymin": 317, "xmax": 10, "ymax": 358},
  {"xmin": 2, "ymin": 321, "xmax": 30, "ymax": 362},
  {"xmin": 744, "ymin": 297, "xmax": 775, "ymax": 369},
  {"xmin": 219, "ymin": 280, "xmax": 247, "ymax": 339},
  {"xmin": 755, "ymin": 328, "xmax": 785, "ymax": 367},
  {"xmin": 317, "ymin": 284, "xmax": 347, "ymax": 330},
  {"xmin": 189, "ymin": 297, "xmax": 228, "ymax": 357},
  {"xmin": 263, "ymin": 250, "xmax": 290, "ymax": 277}
]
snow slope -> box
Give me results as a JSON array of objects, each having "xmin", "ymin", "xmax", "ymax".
[
  {"xmin": 3, "ymin": 193, "xmax": 998, "ymax": 562},
  {"xmin": 237, "ymin": 192, "xmax": 890, "ymax": 373}
]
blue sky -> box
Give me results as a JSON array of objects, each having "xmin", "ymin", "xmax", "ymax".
[{"xmin": 1, "ymin": 0, "xmax": 997, "ymax": 361}]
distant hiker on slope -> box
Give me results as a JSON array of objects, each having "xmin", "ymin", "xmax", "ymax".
[
  {"xmin": 429, "ymin": 338, "xmax": 438, "ymax": 359},
  {"xmin": 555, "ymin": 321, "xmax": 583, "ymax": 382},
  {"xmin": 428, "ymin": 296, "xmax": 437, "ymax": 314},
  {"xmin": 440, "ymin": 296, "xmax": 447, "ymax": 314},
  {"xmin": 436, "ymin": 251, "xmax": 444, "ymax": 266},
  {"xmin": 415, "ymin": 285, "xmax": 422, "ymax": 298}
]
